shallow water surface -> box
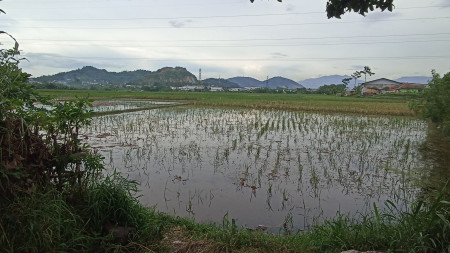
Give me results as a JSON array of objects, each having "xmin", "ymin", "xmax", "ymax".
[{"xmin": 82, "ymin": 106, "xmax": 430, "ymax": 232}]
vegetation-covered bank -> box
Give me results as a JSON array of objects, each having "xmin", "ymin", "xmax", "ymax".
[{"xmin": 38, "ymin": 89, "xmax": 415, "ymax": 116}]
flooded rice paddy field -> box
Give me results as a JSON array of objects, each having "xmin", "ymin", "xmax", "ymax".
[{"xmin": 81, "ymin": 105, "xmax": 432, "ymax": 232}]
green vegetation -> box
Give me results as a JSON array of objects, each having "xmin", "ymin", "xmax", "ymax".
[
  {"xmin": 422, "ymin": 71, "xmax": 450, "ymax": 135},
  {"xmin": 38, "ymin": 89, "xmax": 414, "ymax": 116},
  {"xmin": 316, "ymin": 84, "xmax": 346, "ymax": 95}
]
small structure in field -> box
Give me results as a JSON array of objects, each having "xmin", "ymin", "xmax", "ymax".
[
  {"xmin": 361, "ymin": 78, "xmax": 401, "ymax": 96},
  {"xmin": 361, "ymin": 78, "xmax": 426, "ymax": 96},
  {"xmin": 209, "ymin": 86, "xmax": 224, "ymax": 92}
]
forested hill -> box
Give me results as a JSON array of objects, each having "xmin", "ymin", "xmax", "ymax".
[
  {"xmin": 134, "ymin": 67, "xmax": 198, "ymax": 87},
  {"xmin": 31, "ymin": 66, "xmax": 199, "ymax": 88},
  {"xmin": 31, "ymin": 66, "xmax": 152, "ymax": 86}
]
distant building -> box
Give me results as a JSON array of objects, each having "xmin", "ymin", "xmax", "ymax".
[
  {"xmin": 362, "ymin": 78, "xmax": 401, "ymax": 90},
  {"xmin": 361, "ymin": 78, "xmax": 426, "ymax": 96},
  {"xmin": 209, "ymin": 86, "xmax": 223, "ymax": 92},
  {"xmin": 171, "ymin": 85, "xmax": 204, "ymax": 91}
]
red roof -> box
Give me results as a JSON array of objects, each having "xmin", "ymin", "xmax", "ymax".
[{"xmin": 395, "ymin": 83, "xmax": 425, "ymax": 89}]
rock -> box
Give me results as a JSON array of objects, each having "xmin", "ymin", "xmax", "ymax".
[{"xmin": 103, "ymin": 222, "xmax": 136, "ymax": 244}]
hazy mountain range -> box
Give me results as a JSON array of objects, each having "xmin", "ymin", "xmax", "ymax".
[
  {"xmin": 30, "ymin": 66, "xmax": 431, "ymax": 90},
  {"xmin": 226, "ymin": 76, "xmax": 305, "ymax": 89}
]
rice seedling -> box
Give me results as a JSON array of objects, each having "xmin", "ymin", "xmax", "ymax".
[{"xmin": 78, "ymin": 103, "xmax": 433, "ymax": 233}]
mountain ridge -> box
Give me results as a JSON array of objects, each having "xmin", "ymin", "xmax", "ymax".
[
  {"xmin": 227, "ymin": 76, "xmax": 305, "ymax": 89},
  {"xmin": 30, "ymin": 66, "xmax": 431, "ymax": 90}
]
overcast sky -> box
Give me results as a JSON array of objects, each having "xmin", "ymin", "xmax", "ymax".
[{"xmin": 1, "ymin": 0, "xmax": 449, "ymax": 81}]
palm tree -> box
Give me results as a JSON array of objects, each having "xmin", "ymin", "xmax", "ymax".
[
  {"xmin": 351, "ymin": 71, "xmax": 361, "ymax": 89},
  {"xmin": 360, "ymin": 66, "xmax": 375, "ymax": 83}
]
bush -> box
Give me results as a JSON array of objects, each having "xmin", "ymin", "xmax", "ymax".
[{"xmin": 422, "ymin": 71, "xmax": 450, "ymax": 135}]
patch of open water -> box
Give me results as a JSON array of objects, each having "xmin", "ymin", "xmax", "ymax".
[{"xmin": 82, "ymin": 106, "xmax": 431, "ymax": 233}]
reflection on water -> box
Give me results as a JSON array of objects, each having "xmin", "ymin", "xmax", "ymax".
[
  {"xmin": 90, "ymin": 100, "xmax": 176, "ymax": 112},
  {"xmin": 82, "ymin": 107, "xmax": 430, "ymax": 232},
  {"xmin": 417, "ymin": 127, "xmax": 450, "ymax": 196},
  {"xmin": 35, "ymin": 99, "xmax": 176, "ymax": 113}
]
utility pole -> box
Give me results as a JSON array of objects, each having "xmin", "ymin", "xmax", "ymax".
[{"xmin": 199, "ymin": 68, "xmax": 202, "ymax": 82}]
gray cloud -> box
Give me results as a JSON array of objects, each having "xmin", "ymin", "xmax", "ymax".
[
  {"xmin": 438, "ymin": 0, "xmax": 450, "ymax": 7},
  {"xmin": 365, "ymin": 10, "xmax": 399, "ymax": 20},
  {"xmin": 272, "ymin": 52, "xmax": 288, "ymax": 58},
  {"xmin": 21, "ymin": 52, "xmax": 130, "ymax": 76},
  {"xmin": 286, "ymin": 4, "xmax": 295, "ymax": 12},
  {"xmin": 350, "ymin": 65, "xmax": 366, "ymax": 71},
  {"xmin": 169, "ymin": 20, "xmax": 192, "ymax": 28}
]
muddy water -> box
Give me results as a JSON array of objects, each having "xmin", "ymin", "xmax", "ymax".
[{"xmin": 82, "ymin": 106, "xmax": 433, "ymax": 232}]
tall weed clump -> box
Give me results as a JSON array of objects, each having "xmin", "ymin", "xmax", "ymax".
[
  {"xmin": 84, "ymin": 171, "xmax": 167, "ymax": 244},
  {"xmin": 0, "ymin": 189, "xmax": 93, "ymax": 252}
]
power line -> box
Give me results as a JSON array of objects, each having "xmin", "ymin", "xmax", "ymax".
[
  {"xmin": 8, "ymin": 5, "xmax": 450, "ymax": 21},
  {"xmin": 16, "ymin": 32, "xmax": 450, "ymax": 43},
  {"xmin": 20, "ymin": 39, "xmax": 450, "ymax": 48},
  {"xmin": 5, "ymin": 1, "xmax": 450, "ymax": 11},
  {"xmin": 14, "ymin": 12, "xmax": 324, "ymax": 21},
  {"xmin": 22, "ymin": 54, "xmax": 450, "ymax": 61},
  {"xmin": 5, "ymin": 16, "xmax": 450, "ymax": 30}
]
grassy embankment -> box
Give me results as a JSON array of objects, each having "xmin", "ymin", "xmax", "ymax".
[
  {"xmin": 3, "ymin": 153, "xmax": 448, "ymax": 252},
  {"xmin": 38, "ymin": 90, "xmax": 415, "ymax": 116}
]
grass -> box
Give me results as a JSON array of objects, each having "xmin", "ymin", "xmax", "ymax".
[
  {"xmin": 38, "ymin": 90, "xmax": 414, "ymax": 116},
  {"xmin": 157, "ymin": 193, "xmax": 450, "ymax": 253},
  {"xmin": 2, "ymin": 170, "xmax": 448, "ymax": 252}
]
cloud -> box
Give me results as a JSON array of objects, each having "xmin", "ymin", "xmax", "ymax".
[
  {"xmin": 350, "ymin": 65, "xmax": 365, "ymax": 71},
  {"xmin": 271, "ymin": 52, "xmax": 288, "ymax": 58},
  {"xmin": 286, "ymin": 4, "xmax": 295, "ymax": 12},
  {"xmin": 365, "ymin": 10, "xmax": 399, "ymax": 20},
  {"xmin": 169, "ymin": 20, "xmax": 193, "ymax": 28},
  {"xmin": 438, "ymin": 0, "xmax": 450, "ymax": 7},
  {"xmin": 20, "ymin": 52, "xmax": 130, "ymax": 76}
]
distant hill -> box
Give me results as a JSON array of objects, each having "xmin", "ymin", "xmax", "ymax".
[
  {"xmin": 227, "ymin": 76, "xmax": 304, "ymax": 89},
  {"xmin": 395, "ymin": 76, "xmax": 431, "ymax": 84},
  {"xmin": 31, "ymin": 66, "xmax": 199, "ymax": 89},
  {"xmin": 33, "ymin": 66, "xmax": 429, "ymax": 91},
  {"xmin": 227, "ymin": 77, "xmax": 262, "ymax": 87},
  {"xmin": 134, "ymin": 67, "xmax": 198, "ymax": 87},
  {"xmin": 31, "ymin": 66, "xmax": 153, "ymax": 86},
  {"xmin": 202, "ymin": 78, "xmax": 240, "ymax": 88},
  {"xmin": 267, "ymin": 77, "xmax": 305, "ymax": 89},
  {"xmin": 299, "ymin": 75, "xmax": 363, "ymax": 89}
]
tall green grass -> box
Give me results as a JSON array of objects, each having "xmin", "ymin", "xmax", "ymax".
[
  {"xmin": 1, "ymin": 172, "xmax": 448, "ymax": 252},
  {"xmin": 0, "ymin": 172, "xmax": 168, "ymax": 252}
]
